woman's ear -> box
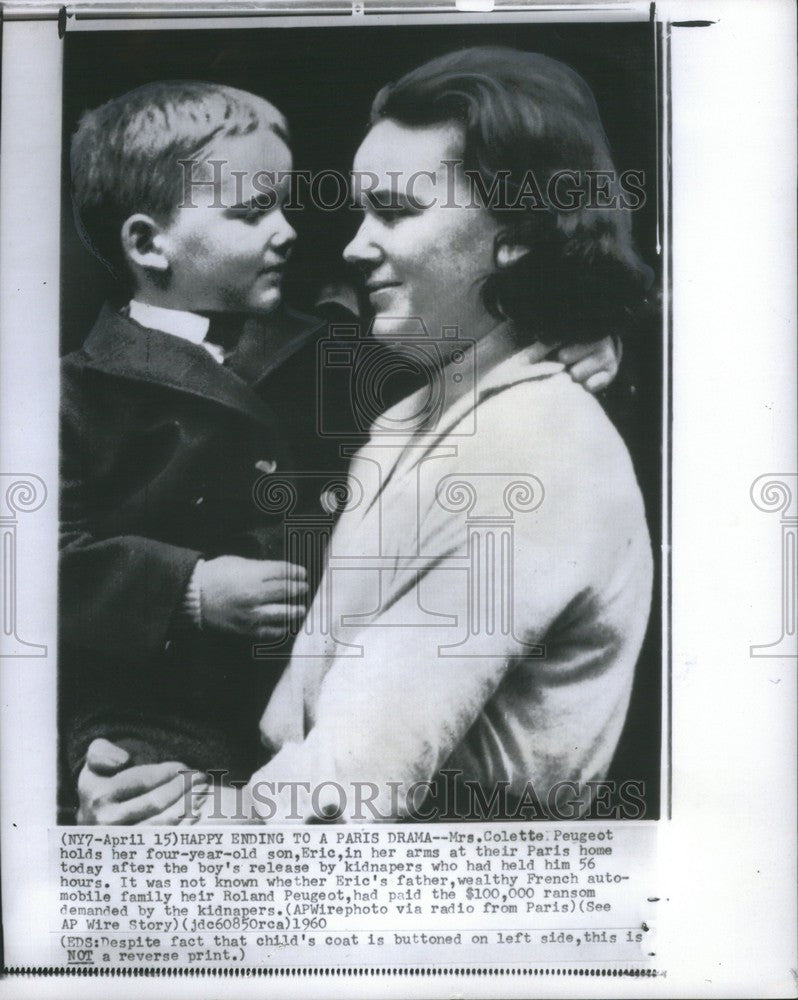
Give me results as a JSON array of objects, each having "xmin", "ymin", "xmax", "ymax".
[
  {"xmin": 120, "ymin": 214, "xmax": 169, "ymax": 274},
  {"xmin": 495, "ymin": 239, "xmax": 530, "ymax": 268}
]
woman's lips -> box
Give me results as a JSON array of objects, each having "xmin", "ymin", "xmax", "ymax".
[{"xmin": 367, "ymin": 282, "xmax": 401, "ymax": 298}]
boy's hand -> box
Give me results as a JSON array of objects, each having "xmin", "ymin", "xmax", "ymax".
[
  {"xmin": 556, "ymin": 336, "xmax": 621, "ymax": 394},
  {"xmin": 76, "ymin": 738, "xmax": 207, "ymax": 825},
  {"xmin": 199, "ymin": 556, "xmax": 308, "ymax": 640}
]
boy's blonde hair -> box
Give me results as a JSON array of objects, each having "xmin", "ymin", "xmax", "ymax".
[{"xmin": 71, "ymin": 80, "xmax": 287, "ymax": 282}]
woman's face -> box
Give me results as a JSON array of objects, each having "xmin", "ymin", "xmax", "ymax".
[{"xmin": 344, "ymin": 119, "xmax": 502, "ymax": 346}]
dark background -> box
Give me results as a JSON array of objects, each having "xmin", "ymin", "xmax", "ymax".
[{"xmin": 62, "ymin": 19, "xmax": 664, "ymax": 818}]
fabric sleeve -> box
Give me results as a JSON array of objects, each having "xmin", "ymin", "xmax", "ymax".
[{"xmin": 59, "ymin": 408, "xmax": 203, "ymax": 663}]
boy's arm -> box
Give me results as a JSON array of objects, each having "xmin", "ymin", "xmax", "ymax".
[
  {"xmin": 556, "ymin": 336, "xmax": 622, "ymax": 393},
  {"xmin": 58, "ymin": 389, "xmax": 199, "ymax": 660},
  {"xmin": 59, "ymin": 518, "xmax": 203, "ymax": 662},
  {"xmin": 60, "ymin": 417, "xmax": 308, "ymax": 660}
]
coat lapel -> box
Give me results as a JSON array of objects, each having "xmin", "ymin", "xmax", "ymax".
[
  {"xmin": 81, "ymin": 304, "xmax": 281, "ymax": 428},
  {"xmin": 227, "ymin": 306, "xmax": 325, "ymax": 389}
]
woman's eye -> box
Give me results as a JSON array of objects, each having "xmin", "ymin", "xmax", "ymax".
[
  {"xmin": 374, "ymin": 206, "xmax": 410, "ymax": 223},
  {"xmin": 237, "ymin": 205, "xmax": 270, "ymax": 224}
]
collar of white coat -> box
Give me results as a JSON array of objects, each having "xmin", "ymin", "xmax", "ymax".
[{"xmin": 371, "ymin": 321, "xmax": 565, "ymax": 445}]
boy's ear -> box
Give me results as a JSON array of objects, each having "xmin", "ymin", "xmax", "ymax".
[
  {"xmin": 120, "ymin": 214, "xmax": 170, "ymax": 274},
  {"xmin": 495, "ymin": 239, "xmax": 530, "ymax": 268}
]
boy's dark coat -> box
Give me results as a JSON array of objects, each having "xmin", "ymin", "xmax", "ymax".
[{"xmin": 59, "ymin": 303, "xmax": 349, "ymax": 791}]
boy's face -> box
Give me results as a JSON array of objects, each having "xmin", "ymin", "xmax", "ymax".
[{"xmin": 158, "ymin": 127, "xmax": 296, "ymax": 315}]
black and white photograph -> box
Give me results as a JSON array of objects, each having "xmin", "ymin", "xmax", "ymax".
[
  {"xmin": 0, "ymin": 0, "xmax": 795, "ymax": 994},
  {"xmin": 58, "ymin": 17, "xmax": 664, "ymax": 828}
]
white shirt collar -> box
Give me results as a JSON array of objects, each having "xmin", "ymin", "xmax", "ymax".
[{"xmin": 127, "ymin": 300, "xmax": 225, "ymax": 364}]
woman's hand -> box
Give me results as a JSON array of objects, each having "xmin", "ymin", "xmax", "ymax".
[{"xmin": 76, "ymin": 738, "xmax": 207, "ymax": 825}]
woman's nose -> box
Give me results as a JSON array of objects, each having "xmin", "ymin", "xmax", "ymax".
[{"xmin": 343, "ymin": 220, "xmax": 383, "ymax": 267}]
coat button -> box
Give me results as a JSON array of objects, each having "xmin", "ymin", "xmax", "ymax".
[{"xmin": 255, "ymin": 459, "xmax": 278, "ymax": 475}]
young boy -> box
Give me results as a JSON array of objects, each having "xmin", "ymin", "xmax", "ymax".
[{"xmin": 60, "ymin": 81, "xmax": 333, "ymax": 820}]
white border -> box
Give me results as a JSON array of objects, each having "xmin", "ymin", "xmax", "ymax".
[{"xmin": 0, "ymin": 11, "xmax": 63, "ymax": 969}]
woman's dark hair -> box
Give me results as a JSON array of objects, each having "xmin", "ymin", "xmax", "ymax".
[{"xmin": 370, "ymin": 47, "xmax": 654, "ymax": 345}]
